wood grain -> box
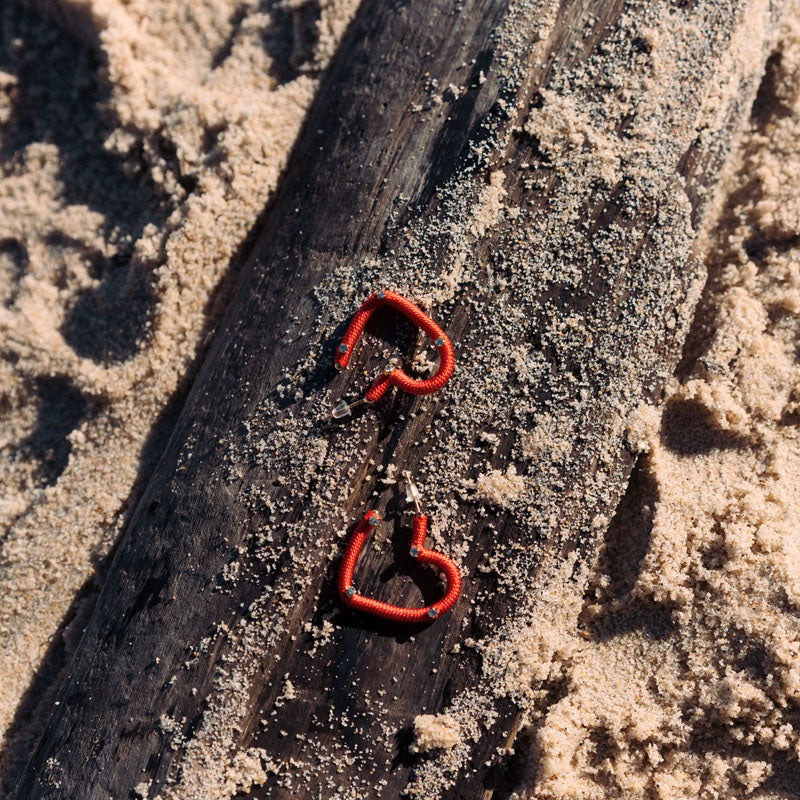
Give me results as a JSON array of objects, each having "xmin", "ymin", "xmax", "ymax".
[{"xmin": 13, "ymin": 0, "xmax": 768, "ymax": 798}]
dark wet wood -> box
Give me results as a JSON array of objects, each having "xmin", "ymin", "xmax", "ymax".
[{"xmin": 15, "ymin": 0, "xmax": 756, "ymax": 798}]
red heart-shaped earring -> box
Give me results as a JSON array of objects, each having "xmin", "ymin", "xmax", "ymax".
[
  {"xmin": 331, "ymin": 290, "xmax": 454, "ymax": 418},
  {"xmin": 337, "ymin": 475, "xmax": 462, "ymax": 623}
]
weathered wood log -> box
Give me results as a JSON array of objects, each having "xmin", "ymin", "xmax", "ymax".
[{"xmin": 14, "ymin": 0, "xmax": 777, "ymax": 798}]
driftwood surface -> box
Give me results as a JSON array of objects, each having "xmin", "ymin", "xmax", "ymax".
[{"xmin": 14, "ymin": 0, "xmax": 770, "ymax": 798}]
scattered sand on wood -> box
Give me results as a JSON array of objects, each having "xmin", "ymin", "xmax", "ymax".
[
  {"xmin": 0, "ymin": 0, "xmax": 357, "ymax": 790},
  {"xmin": 469, "ymin": 170, "xmax": 508, "ymax": 238},
  {"xmin": 403, "ymin": 2, "xmax": 800, "ymax": 798},
  {"xmin": 479, "ymin": 16, "xmax": 800, "ymax": 799},
  {"xmin": 412, "ymin": 714, "xmax": 462, "ymax": 753},
  {"xmin": 180, "ymin": 1, "xmax": 786, "ymax": 797},
  {"xmin": 466, "ymin": 465, "xmax": 526, "ymax": 508}
]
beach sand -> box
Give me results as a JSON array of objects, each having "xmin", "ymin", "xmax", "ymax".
[
  {"xmin": 1, "ymin": 1, "xmax": 799, "ymax": 798},
  {"xmin": 0, "ymin": 0, "xmax": 357, "ymax": 789},
  {"xmin": 490, "ymin": 20, "xmax": 800, "ymax": 797}
]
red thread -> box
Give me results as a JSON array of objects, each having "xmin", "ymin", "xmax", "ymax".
[
  {"xmin": 335, "ymin": 290, "xmax": 455, "ymax": 403},
  {"xmin": 338, "ymin": 512, "xmax": 461, "ymax": 623}
]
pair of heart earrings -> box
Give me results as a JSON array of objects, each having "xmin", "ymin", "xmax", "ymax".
[{"xmin": 331, "ymin": 290, "xmax": 461, "ymax": 623}]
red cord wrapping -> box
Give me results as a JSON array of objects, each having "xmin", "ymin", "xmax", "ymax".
[
  {"xmin": 338, "ymin": 512, "xmax": 461, "ymax": 623},
  {"xmin": 334, "ymin": 291, "xmax": 460, "ymax": 624},
  {"xmin": 335, "ymin": 290, "xmax": 455, "ymax": 402}
]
